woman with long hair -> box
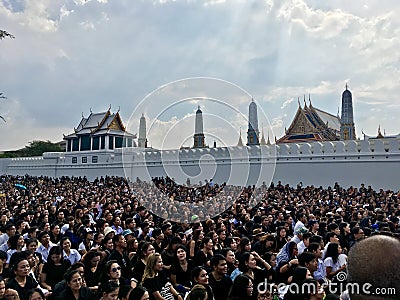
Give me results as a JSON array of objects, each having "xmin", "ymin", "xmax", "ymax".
[
  {"xmin": 188, "ymin": 229, "xmax": 204, "ymax": 259},
  {"xmin": 126, "ymin": 236, "xmax": 139, "ymax": 260},
  {"xmin": 54, "ymin": 269, "xmax": 92, "ymax": 300},
  {"xmin": 40, "ymin": 245, "xmax": 71, "ymax": 291},
  {"xmin": 194, "ymin": 237, "xmax": 213, "ymax": 269},
  {"xmin": 141, "ymin": 253, "xmax": 182, "ymax": 300},
  {"xmin": 170, "ymin": 244, "xmax": 194, "ymax": 294},
  {"xmin": 238, "ymin": 252, "xmax": 272, "ymax": 298},
  {"xmin": 235, "ymin": 237, "xmax": 251, "ymax": 260},
  {"xmin": 191, "ymin": 266, "xmax": 214, "ymax": 300},
  {"xmin": 132, "ymin": 242, "xmax": 155, "ymax": 283},
  {"xmin": 81, "ymin": 250, "xmax": 102, "ymax": 292},
  {"xmin": 49, "ymin": 224, "xmax": 63, "ymax": 244},
  {"xmin": 323, "ymin": 243, "xmax": 347, "ymax": 280},
  {"xmin": 99, "ymin": 260, "xmax": 125, "ymax": 287},
  {"xmin": 100, "ymin": 236, "xmax": 114, "ymax": 259},
  {"xmin": 276, "ymin": 241, "xmax": 299, "ymax": 284},
  {"xmin": 227, "ymin": 274, "xmax": 253, "ymax": 300},
  {"xmin": 206, "ymin": 231, "xmax": 221, "ymax": 254},
  {"xmin": 275, "ymin": 227, "xmax": 288, "ymax": 252}
]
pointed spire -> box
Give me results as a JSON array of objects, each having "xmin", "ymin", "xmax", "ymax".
[
  {"xmin": 213, "ymin": 140, "xmax": 217, "ymax": 148},
  {"xmin": 237, "ymin": 127, "xmax": 244, "ymax": 146},
  {"xmin": 377, "ymin": 125, "xmax": 384, "ymax": 138},
  {"xmin": 308, "ymin": 94, "xmax": 312, "ymax": 107},
  {"xmin": 345, "ymin": 83, "xmax": 348, "ymax": 90},
  {"xmin": 298, "ymin": 97, "xmax": 301, "ymax": 107},
  {"xmin": 81, "ymin": 112, "xmax": 84, "ymax": 118},
  {"xmin": 303, "ymin": 95, "xmax": 307, "ymax": 108},
  {"xmin": 89, "ymin": 107, "xmax": 92, "ymax": 113},
  {"xmin": 108, "ymin": 104, "xmax": 111, "ymax": 111},
  {"xmin": 260, "ymin": 124, "xmax": 266, "ymax": 145},
  {"xmin": 267, "ymin": 131, "xmax": 271, "ymax": 145}
]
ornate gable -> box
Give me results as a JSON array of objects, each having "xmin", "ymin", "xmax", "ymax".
[
  {"xmin": 287, "ymin": 107, "xmax": 317, "ymax": 135},
  {"xmin": 107, "ymin": 112, "xmax": 126, "ymax": 131}
]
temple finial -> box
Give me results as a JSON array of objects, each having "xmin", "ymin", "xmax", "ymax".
[
  {"xmin": 298, "ymin": 97, "xmax": 300, "ymax": 107},
  {"xmin": 345, "ymin": 83, "xmax": 348, "ymax": 90}
]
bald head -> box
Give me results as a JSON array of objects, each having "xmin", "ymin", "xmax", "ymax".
[{"xmin": 348, "ymin": 235, "xmax": 400, "ymax": 300}]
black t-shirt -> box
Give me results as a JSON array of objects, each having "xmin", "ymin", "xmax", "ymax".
[
  {"xmin": 6, "ymin": 276, "xmax": 39, "ymax": 300},
  {"xmin": 208, "ymin": 272, "xmax": 232, "ymax": 300},
  {"xmin": 42, "ymin": 261, "xmax": 71, "ymax": 288},
  {"xmin": 132, "ymin": 259, "xmax": 146, "ymax": 282},
  {"xmin": 142, "ymin": 272, "xmax": 174, "ymax": 300},
  {"xmin": 170, "ymin": 259, "xmax": 195, "ymax": 288}
]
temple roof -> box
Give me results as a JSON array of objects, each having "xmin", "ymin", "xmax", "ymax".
[
  {"xmin": 64, "ymin": 109, "xmax": 136, "ymax": 139},
  {"xmin": 277, "ymin": 102, "xmax": 340, "ymax": 144}
]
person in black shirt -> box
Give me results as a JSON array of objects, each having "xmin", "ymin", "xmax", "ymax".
[
  {"xmin": 208, "ymin": 254, "xmax": 232, "ymax": 300},
  {"xmin": 108, "ymin": 234, "xmax": 133, "ymax": 281}
]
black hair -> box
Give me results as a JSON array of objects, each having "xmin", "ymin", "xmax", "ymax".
[
  {"xmin": 128, "ymin": 286, "xmax": 147, "ymax": 300},
  {"xmin": 210, "ymin": 254, "xmax": 226, "ymax": 269},
  {"xmin": 99, "ymin": 280, "xmax": 119, "ymax": 294},
  {"xmin": 227, "ymin": 274, "xmax": 252, "ymax": 300},
  {"xmin": 298, "ymin": 251, "xmax": 316, "ymax": 266},
  {"xmin": 27, "ymin": 288, "xmax": 45, "ymax": 300},
  {"xmin": 191, "ymin": 266, "xmax": 207, "ymax": 282},
  {"xmin": 64, "ymin": 269, "xmax": 81, "ymax": 283}
]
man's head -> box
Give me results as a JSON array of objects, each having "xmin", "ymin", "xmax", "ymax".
[
  {"xmin": 113, "ymin": 234, "xmax": 126, "ymax": 250},
  {"xmin": 351, "ymin": 226, "xmax": 364, "ymax": 241},
  {"xmin": 298, "ymin": 251, "xmax": 318, "ymax": 273},
  {"xmin": 210, "ymin": 254, "xmax": 228, "ymax": 276},
  {"xmin": 348, "ymin": 235, "xmax": 400, "ymax": 300}
]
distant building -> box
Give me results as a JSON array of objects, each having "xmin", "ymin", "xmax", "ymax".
[
  {"xmin": 64, "ymin": 109, "xmax": 136, "ymax": 152},
  {"xmin": 340, "ymin": 84, "xmax": 356, "ymax": 140},
  {"xmin": 277, "ymin": 97, "xmax": 340, "ymax": 143},
  {"xmin": 138, "ymin": 114, "xmax": 148, "ymax": 148},
  {"xmin": 247, "ymin": 99, "xmax": 260, "ymax": 146},
  {"xmin": 193, "ymin": 106, "xmax": 206, "ymax": 148},
  {"xmin": 277, "ymin": 86, "xmax": 355, "ymax": 144}
]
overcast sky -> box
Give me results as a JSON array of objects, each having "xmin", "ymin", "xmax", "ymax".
[{"xmin": 1, "ymin": 0, "xmax": 399, "ymax": 151}]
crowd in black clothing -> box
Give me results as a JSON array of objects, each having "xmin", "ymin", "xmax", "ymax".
[{"xmin": 0, "ymin": 174, "xmax": 398, "ymax": 300}]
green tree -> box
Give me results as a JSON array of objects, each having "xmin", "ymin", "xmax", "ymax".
[
  {"xmin": 22, "ymin": 140, "xmax": 64, "ymax": 156},
  {"xmin": 0, "ymin": 140, "xmax": 64, "ymax": 158}
]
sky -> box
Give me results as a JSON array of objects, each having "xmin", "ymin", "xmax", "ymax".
[{"xmin": 0, "ymin": 0, "xmax": 399, "ymax": 151}]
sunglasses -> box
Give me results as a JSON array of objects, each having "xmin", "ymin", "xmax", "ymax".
[{"xmin": 111, "ymin": 266, "xmax": 121, "ymax": 273}]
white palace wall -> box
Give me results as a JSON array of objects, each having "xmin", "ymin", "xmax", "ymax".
[{"xmin": 1, "ymin": 139, "xmax": 400, "ymax": 190}]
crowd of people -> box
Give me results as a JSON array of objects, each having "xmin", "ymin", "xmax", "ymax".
[{"xmin": 0, "ymin": 174, "xmax": 398, "ymax": 300}]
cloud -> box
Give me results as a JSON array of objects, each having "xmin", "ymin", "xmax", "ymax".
[{"xmin": 0, "ymin": 0, "xmax": 399, "ymax": 150}]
